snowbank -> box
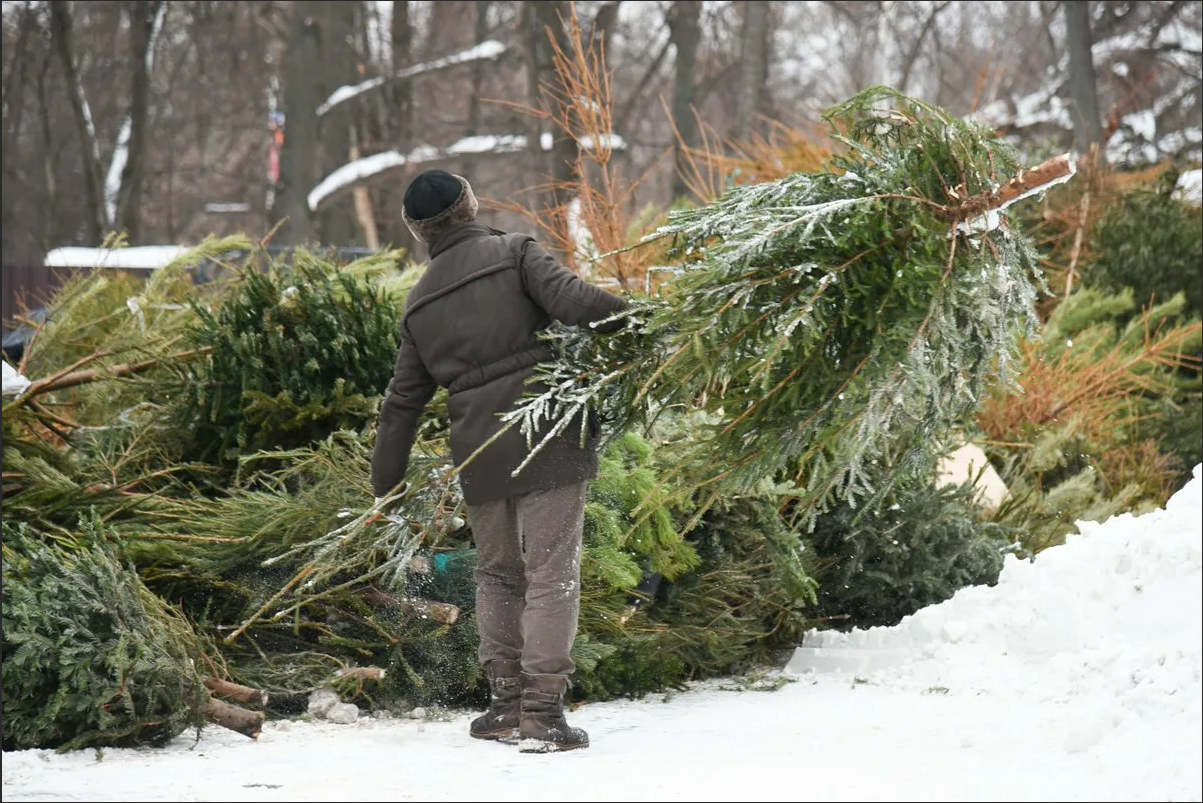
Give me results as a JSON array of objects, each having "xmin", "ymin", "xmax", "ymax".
[{"xmin": 792, "ymin": 464, "xmax": 1202, "ymax": 794}]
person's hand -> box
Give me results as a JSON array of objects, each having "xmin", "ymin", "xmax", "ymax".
[{"xmin": 366, "ymin": 484, "xmax": 408, "ymax": 524}]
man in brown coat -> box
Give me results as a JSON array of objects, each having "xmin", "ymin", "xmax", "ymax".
[{"xmin": 370, "ymin": 170, "xmax": 627, "ymax": 753}]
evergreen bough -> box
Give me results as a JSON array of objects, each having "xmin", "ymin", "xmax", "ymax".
[
  {"xmin": 804, "ymin": 477, "xmax": 1015, "ymax": 630},
  {"xmin": 2, "ymin": 518, "xmax": 208, "ymax": 751},
  {"xmin": 502, "ymin": 87, "xmax": 1060, "ymax": 529},
  {"xmin": 178, "ymin": 249, "xmax": 407, "ymax": 465}
]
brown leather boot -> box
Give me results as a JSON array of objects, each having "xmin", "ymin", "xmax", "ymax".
[
  {"xmin": 469, "ymin": 659, "xmax": 521, "ymax": 740},
  {"xmin": 518, "ymin": 672, "xmax": 589, "ymax": 753}
]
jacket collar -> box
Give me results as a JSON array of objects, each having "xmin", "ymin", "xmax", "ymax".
[{"xmin": 427, "ymin": 222, "xmax": 495, "ymax": 259}]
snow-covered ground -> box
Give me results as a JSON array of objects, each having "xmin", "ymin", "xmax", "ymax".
[{"xmin": 4, "ymin": 467, "xmax": 1200, "ymax": 802}]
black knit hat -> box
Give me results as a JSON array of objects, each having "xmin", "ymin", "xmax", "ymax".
[
  {"xmin": 401, "ymin": 172, "xmax": 480, "ymax": 244},
  {"xmin": 403, "ymin": 170, "xmax": 465, "ymax": 221}
]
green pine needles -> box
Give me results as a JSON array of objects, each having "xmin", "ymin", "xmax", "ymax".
[
  {"xmin": 503, "ymin": 87, "xmax": 1057, "ymax": 528},
  {"xmin": 178, "ymin": 249, "xmax": 407, "ymax": 465},
  {"xmin": 2, "ymin": 517, "xmax": 209, "ymax": 751}
]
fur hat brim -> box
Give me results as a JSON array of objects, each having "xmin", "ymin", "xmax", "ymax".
[{"xmin": 402, "ymin": 175, "xmax": 479, "ymax": 244}]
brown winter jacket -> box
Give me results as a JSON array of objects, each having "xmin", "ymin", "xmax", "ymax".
[{"xmin": 370, "ymin": 222, "xmax": 628, "ymax": 505}]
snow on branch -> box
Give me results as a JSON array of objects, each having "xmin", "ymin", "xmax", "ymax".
[
  {"xmin": 307, "ymin": 132, "xmax": 628, "ymax": 213},
  {"xmin": 44, "ymin": 245, "xmax": 190, "ymax": 270},
  {"xmin": 3, "ymin": 361, "xmax": 32, "ymax": 397},
  {"xmin": 316, "ymin": 40, "xmax": 508, "ymax": 118}
]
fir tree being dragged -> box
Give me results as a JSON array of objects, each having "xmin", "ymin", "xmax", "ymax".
[{"xmin": 502, "ymin": 87, "xmax": 1077, "ymax": 532}]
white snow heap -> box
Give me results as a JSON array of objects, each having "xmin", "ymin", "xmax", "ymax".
[
  {"xmin": 307, "ymin": 132, "xmax": 628, "ymax": 212},
  {"xmin": 3, "ymin": 360, "xmax": 32, "ymax": 397},
  {"xmin": 791, "ymin": 463, "xmax": 1203, "ymax": 740},
  {"xmin": 1, "ymin": 471, "xmax": 1200, "ymax": 798},
  {"xmin": 316, "ymin": 40, "xmax": 507, "ymax": 117}
]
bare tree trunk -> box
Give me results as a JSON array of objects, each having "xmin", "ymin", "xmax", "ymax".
[
  {"xmin": 112, "ymin": 0, "xmax": 166, "ymax": 243},
  {"xmin": 522, "ymin": 1, "xmax": 545, "ymax": 204},
  {"xmin": 1063, "ymin": 0, "xmax": 1102, "ymax": 153},
  {"xmin": 388, "ymin": 0, "xmax": 416, "ymax": 254},
  {"xmin": 590, "ymin": 1, "xmax": 621, "ymax": 72},
  {"xmin": 535, "ymin": 2, "xmax": 575, "ymax": 207},
  {"xmin": 523, "ymin": 0, "xmax": 576, "ymax": 246},
  {"xmin": 731, "ymin": 0, "xmax": 768, "ymax": 143},
  {"xmin": 48, "ymin": 0, "xmax": 107, "ymax": 242},
  {"xmin": 669, "ymin": 0, "xmax": 701, "ymax": 201},
  {"xmin": 898, "ymin": 1, "xmax": 948, "ymax": 96},
  {"xmin": 349, "ymin": 131, "xmax": 380, "ymax": 249},
  {"xmin": 316, "ymin": 0, "xmax": 360, "ymax": 247},
  {"xmin": 390, "ymin": 0, "xmax": 413, "ymax": 146},
  {"xmin": 274, "ymin": 1, "xmax": 323, "ymax": 246},
  {"xmin": 36, "ymin": 47, "xmax": 58, "ymax": 255},
  {"xmin": 1, "ymin": 0, "xmax": 37, "ymax": 159},
  {"xmin": 462, "ymin": 0, "xmax": 491, "ymax": 180}
]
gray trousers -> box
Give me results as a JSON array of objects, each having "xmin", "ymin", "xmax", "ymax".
[{"xmin": 467, "ymin": 481, "xmax": 587, "ymax": 677}]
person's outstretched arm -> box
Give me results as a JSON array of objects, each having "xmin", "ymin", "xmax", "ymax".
[
  {"xmin": 516, "ymin": 238, "xmax": 628, "ymax": 332},
  {"xmin": 371, "ymin": 330, "xmax": 437, "ymax": 497}
]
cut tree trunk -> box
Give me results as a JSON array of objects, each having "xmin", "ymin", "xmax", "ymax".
[
  {"xmin": 359, "ymin": 585, "xmax": 461, "ymax": 625},
  {"xmin": 336, "ymin": 666, "xmax": 387, "ymax": 682},
  {"xmin": 946, "ymin": 153, "xmax": 1076, "ymax": 220},
  {"xmin": 203, "ymin": 675, "xmax": 270, "ymax": 708},
  {"xmin": 201, "ymin": 698, "xmax": 266, "ymax": 739}
]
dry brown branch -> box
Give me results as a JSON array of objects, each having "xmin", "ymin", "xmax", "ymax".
[
  {"xmin": 978, "ymin": 318, "xmax": 1203, "ymax": 445},
  {"xmin": 8, "ymin": 346, "xmax": 212, "ymax": 406},
  {"xmin": 667, "ymin": 103, "xmax": 836, "ymax": 203},
  {"xmin": 1064, "ymin": 190, "xmax": 1091, "ymax": 298},
  {"xmin": 484, "ymin": 3, "xmax": 647, "ymax": 290}
]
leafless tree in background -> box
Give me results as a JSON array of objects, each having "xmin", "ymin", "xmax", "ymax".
[
  {"xmin": 47, "ymin": 0, "xmax": 107, "ymax": 242},
  {"xmin": 2, "ymin": 0, "xmax": 1200, "ymax": 271},
  {"xmin": 730, "ymin": 0, "xmax": 768, "ymax": 141},
  {"xmin": 668, "ymin": 0, "xmax": 701, "ymax": 201},
  {"xmin": 1064, "ymin": 0, "xmax": 1104, "ymax": 151}
]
